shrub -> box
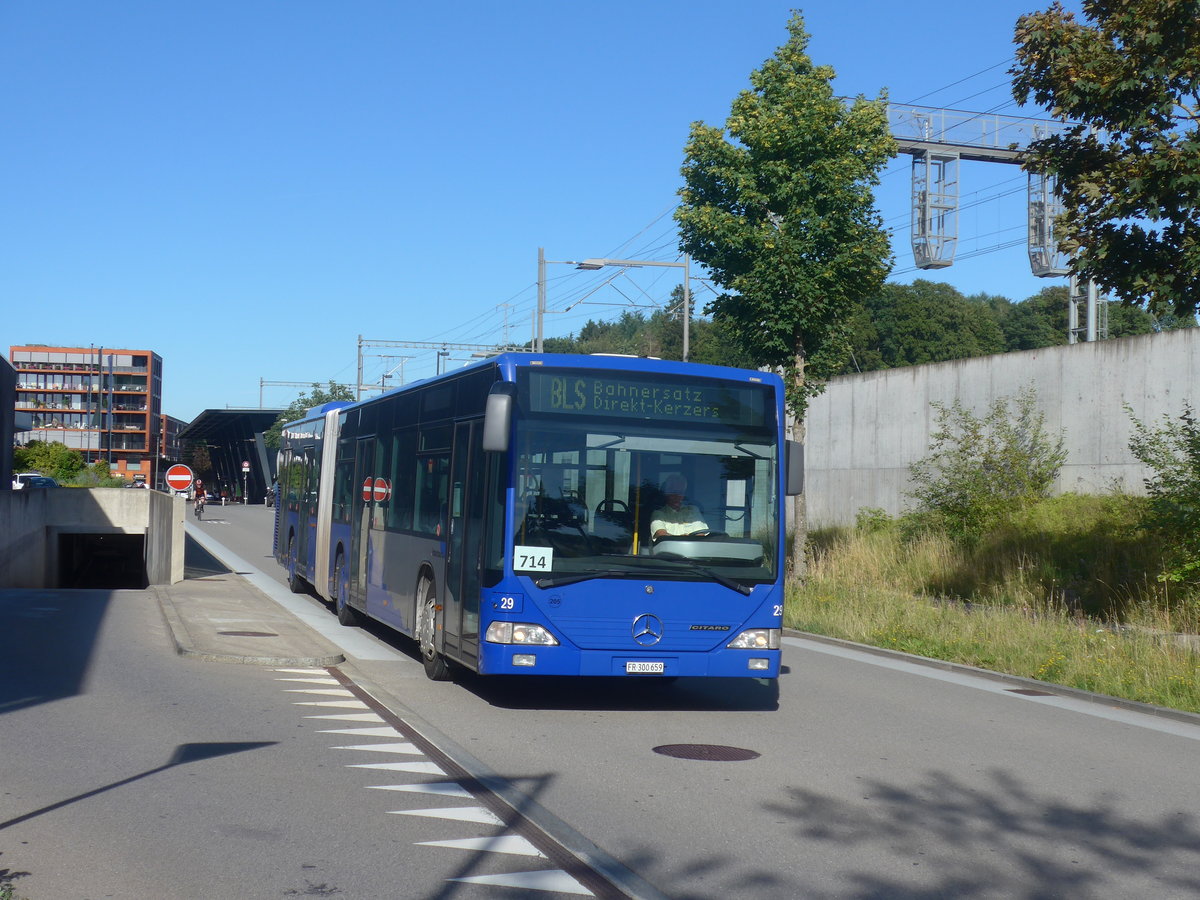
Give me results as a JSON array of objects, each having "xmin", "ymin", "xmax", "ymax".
[
  {"xmin": 906, "ymin": 386, "xmax": 1066, "ymax": 541},
  {"xmin": 1128, "ymin": 402, "xmax": 1200, "ymax": 587},
  {"xmin": 854, "ymin": 507, "xmax": 893, "ymax": 533}
]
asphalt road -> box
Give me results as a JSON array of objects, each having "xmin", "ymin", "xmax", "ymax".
[
  {"xmin": 206, "ymin": 504, "xmax": 1200, "ymax": 899},
  {"xmin": 5, "ymin": 502, "xmax": 1200, "ymax": 899},
  {"xmin": 1, "ymin": 579, "xmax": 611, "ymax": 898}
]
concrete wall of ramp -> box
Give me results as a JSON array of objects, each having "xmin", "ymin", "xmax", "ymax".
[
  {"xmin": 804, "ymin": 328, "xmax": 1199, "ymax": 528},
  {"xmin": 0, "ymin": 488, "xmax": 185, "ymax": 587}
]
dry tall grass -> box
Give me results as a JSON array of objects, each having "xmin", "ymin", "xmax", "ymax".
[{"xmin": 789, "ymin": 496, "xmax": 1200, "ymax": 713}]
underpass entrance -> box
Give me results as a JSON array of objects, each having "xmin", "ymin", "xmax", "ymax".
[{"xmin": 58, "ymin": 533, "xmax": 148, "ymax": 590}]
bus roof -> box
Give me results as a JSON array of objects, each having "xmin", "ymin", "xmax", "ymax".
[{"xmin": 282, "ymin": 352, "xmax": 780, "ymax": 428}]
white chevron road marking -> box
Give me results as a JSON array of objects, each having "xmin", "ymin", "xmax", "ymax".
[
  {"xmin": 332, "ymin": 742, "xmax": 422, "ymax": 755},
  {"xmin": 276, "ymin": 672, "xmax": 604, "ymax": 897},
  {"xmin": 293, "ymin": 699, "xmax": 369, "ymax": 708},
  {"xmin": 303, "ymin": 712, "xmax": 383, "ymax": 722},
  {"xmin": 349, "ymin": 760, "xmax": 446, "ymax": 775},
  {"xmin": 389, "ymin": 806, "xmax": 505, "ymax": 826},
  {"xmin": 366, "ymin": 782, "xmax": 475, "ymax": 799},
  {"xmin": 417, "ymin": 834, "xmax": 545, "ymax": 857},
  {"xmin": 449, "ymin": 869, "xmax": 592, "ymax": 895},
  {"xmin": 317, "ymin": 726, "xmax": 400, "ymax": 737}
]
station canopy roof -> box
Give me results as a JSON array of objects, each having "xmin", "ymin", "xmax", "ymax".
[{"xmin": 177, "ymin": 408, "xmax": 283, "ymax": 446}]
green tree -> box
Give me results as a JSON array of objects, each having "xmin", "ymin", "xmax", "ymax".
[
  {"xmin": 187, "ymin": 443, "xmax": 213, "ymax": 481},
  {"xmin": 1002, "ymin": 286, "xmax": 1067, "ymax": 351},
  {"xmin": 540, "ymin": 304, "xmax": 755, "ymax": 370},
  {"xmin": 264, "ymin": 381, "xmax": 354, "ymax": 449},
  {"xmin": 13, "ymin": 440, "xmax": 86, "ymax": 482},
  {"xmin": 863, "ymin": 281, "xmax": 1005, "ymax": 368},
  {"xmin": 1012, "ymin": 0, "xmax": 1200, "ymax": 317},
  {"xmin": 675, "ymin": 12, "xmax": 895, "ymax": 574},
  {"xmin": 1106, "ymin": 301, "xmax": 1157, "ymax": 339}
]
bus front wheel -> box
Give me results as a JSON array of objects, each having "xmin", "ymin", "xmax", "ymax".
[{"xmin": 416, "ymin": 575, "xmax": 451, "ymax": 681}]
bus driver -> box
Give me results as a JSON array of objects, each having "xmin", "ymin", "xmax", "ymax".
[{"xmin": 650, "ymin": 474, "xmax": 708, "ymax": 539}]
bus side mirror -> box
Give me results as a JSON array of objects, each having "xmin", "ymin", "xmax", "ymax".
[
  {"xmin": 785, "ymin": 440, "xmax": 804, "ymax": 496},
  {"xmin": 482, "ymin": 382, "xmax": 516, "ymax": 453}
]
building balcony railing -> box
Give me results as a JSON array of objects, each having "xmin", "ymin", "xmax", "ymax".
[
  {"xmin": 15, "ymin": 361, "xmax": 149, "ymax": 374},
  {"xmin": 18, "ymin": 382, "xmax": 147, "ymax": 392}
]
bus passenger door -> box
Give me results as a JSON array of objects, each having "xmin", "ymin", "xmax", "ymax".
[
  {"xmin": 296, "ymin": 446, "xmax": 318, "ymax": 577},
  {"xmin": 444, "ymin": 420, "xmax": 483, "ymax": 667},
  {"xmin": 350, "ymin": 437, "xmax": 375, "ymax": 606}
]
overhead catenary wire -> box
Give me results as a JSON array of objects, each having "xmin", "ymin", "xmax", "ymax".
[{"xmin": 385, "ymin": 57, "xmax": 1048, "ymax": 381}]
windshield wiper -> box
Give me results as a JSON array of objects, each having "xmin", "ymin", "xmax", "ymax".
[
  {"xmin": 646, "ymin": 554, "xmax": 754, "ymax": 596},
  {"xmin": 535, "ymin": 568, "xmax": 639, "ymax": 589},
  {"xmin": 535, "ymin": 557, "xmax": 753, "ymax": 596}
]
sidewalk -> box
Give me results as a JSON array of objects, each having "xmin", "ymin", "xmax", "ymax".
[{"xmin": 153, "ymin": 574, "xmax": 345, "ymax": 668}]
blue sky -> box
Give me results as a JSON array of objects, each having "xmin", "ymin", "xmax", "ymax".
[{"xmin": 2, "ymin": 1, "xmax": 1081, "ymax": 422}]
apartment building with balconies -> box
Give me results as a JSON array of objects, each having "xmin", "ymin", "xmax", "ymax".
[{"xmin": 10, "ymin": 344, "xmax": 164, "ymax": 484}]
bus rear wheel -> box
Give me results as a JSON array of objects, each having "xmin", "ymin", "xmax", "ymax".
[
  {"xmin": 333, "ymin": 552, "xmax": 360, "ymax": 626},
  {"xmin": 287, "ymin": 535, "xmax": 304, "ymax": 594},
  {"xmin": 416, "ymin": 575, "xmax": 451, "ymax": 681}
]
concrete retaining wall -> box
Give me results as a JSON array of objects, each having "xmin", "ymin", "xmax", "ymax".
[
  {"xmin": 804, "ymin": 328, "xmax": 1200, "ymax": 527},
  {"xmin": 0, "ymin": 488, "xmax": 185, "ymax": 587}
]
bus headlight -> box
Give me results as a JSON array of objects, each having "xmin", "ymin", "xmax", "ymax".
[
  {"xmin": 485, "ymin": 622, "xmax": 560, "ymax": 646},
  {"xmin": 726, "ymin": 628, "xmax": 781, "ymax": 650}
]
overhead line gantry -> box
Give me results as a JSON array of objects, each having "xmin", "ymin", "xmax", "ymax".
[{"xmin": 889, "ymin": 103, "xmax": 1102, "ymax": 342}]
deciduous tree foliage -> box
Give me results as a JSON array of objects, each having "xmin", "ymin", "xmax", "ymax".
[
  {"xmin": 676, "ymin": 13, "xmax": 895, "ymax": 422},
  {"xmin": 844, "ymin": 281, "xmax": 1005, "ymax": 371},
  {"xmin": 1012, "ymin": 0, "xmax": 1200, "ymax": 317},
  {"xmin": 13, "ymin": 440, "xmax": 86, "ymax": 482},
  {"xmin": 542, "ymin": 306, "xmax": 754, "ymax": 368},
  {"xmin": 264, "ymin": 381, "xmax": 355, "ymax": 449},
  {"xmin": 675, "ymin": 12, "xmax": 894, "ymax": 576}
]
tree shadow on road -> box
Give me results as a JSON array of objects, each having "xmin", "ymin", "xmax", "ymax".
[{"xmin": 726, "ymin": 767, "xmax": 1200, "ymax": 899}]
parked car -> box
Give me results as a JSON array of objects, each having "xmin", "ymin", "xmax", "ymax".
[
  {"xmin": 21, "ymin": 475, "xmax": 60, "ymax": 488},
  {"xmin": 12, "ymin": 472, "xmax": 48, "ymax": 489}
]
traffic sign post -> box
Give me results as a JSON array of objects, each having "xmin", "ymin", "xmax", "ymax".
[
  {"xmin": 242, "ymin": 460, "xmax": 250, "ymax": 504},
  {"xmin": 165, "ymin": 464, "xmax": 194, "ymax": 495}
]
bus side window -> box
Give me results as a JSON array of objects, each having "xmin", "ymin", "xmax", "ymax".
[
  {"xmin": 389, "ymin": 429, "xmax": 417, "ymax": 531},
  {"xmin": 414, "ymin": 452, "xmax": 449, "ymax": 536},
  {"xmin": 333, "ymin": 439, "xmax": 355, "ymax": 524}
]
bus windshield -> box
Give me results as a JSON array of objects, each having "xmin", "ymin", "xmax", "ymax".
[{"xmin": 510, "ymin": 416, "xmax": 779, "ymax": 587}]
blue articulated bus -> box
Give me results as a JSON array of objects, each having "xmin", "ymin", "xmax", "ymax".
[{"xmin": 274, "ymin": 352, "xmax": 802, "ymax": 681}]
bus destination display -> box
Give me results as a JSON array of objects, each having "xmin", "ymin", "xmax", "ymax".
[{"xmin": 523, "ymin": 369, "xmax": 769, "ymax": 426}]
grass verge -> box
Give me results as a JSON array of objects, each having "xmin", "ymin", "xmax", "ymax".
[{"xmin": 788, "ymin": 495, "xmax": 1200, "ymax": 714}]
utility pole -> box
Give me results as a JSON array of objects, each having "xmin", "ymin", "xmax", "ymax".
[{"xmin": 538, "ymin": 252, "xmax": 693, "ymax": 360}]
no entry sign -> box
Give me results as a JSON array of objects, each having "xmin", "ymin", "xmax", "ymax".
[
  {"xmin": 362, "ymin": 476, "xmax": 391, "ymax": 503},
  {"xmin": 373, "ymin": 477, "xmax": 391, "ymax": 502},
  {"xmin": 166, "ymin": 464, "xmax": 194, "ymax": 492}
]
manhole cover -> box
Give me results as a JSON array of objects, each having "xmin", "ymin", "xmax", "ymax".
[
  {"xmin": 1006, "ymin": 688, "xmax": 1053, "ymax": 696},
  {"xmin": 652, "ymin": 744, "xmax": 760, "ymax": 761},
  {"xmin": 217, "ymin": 631, "xmax": 279, "ymax": 638}
]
